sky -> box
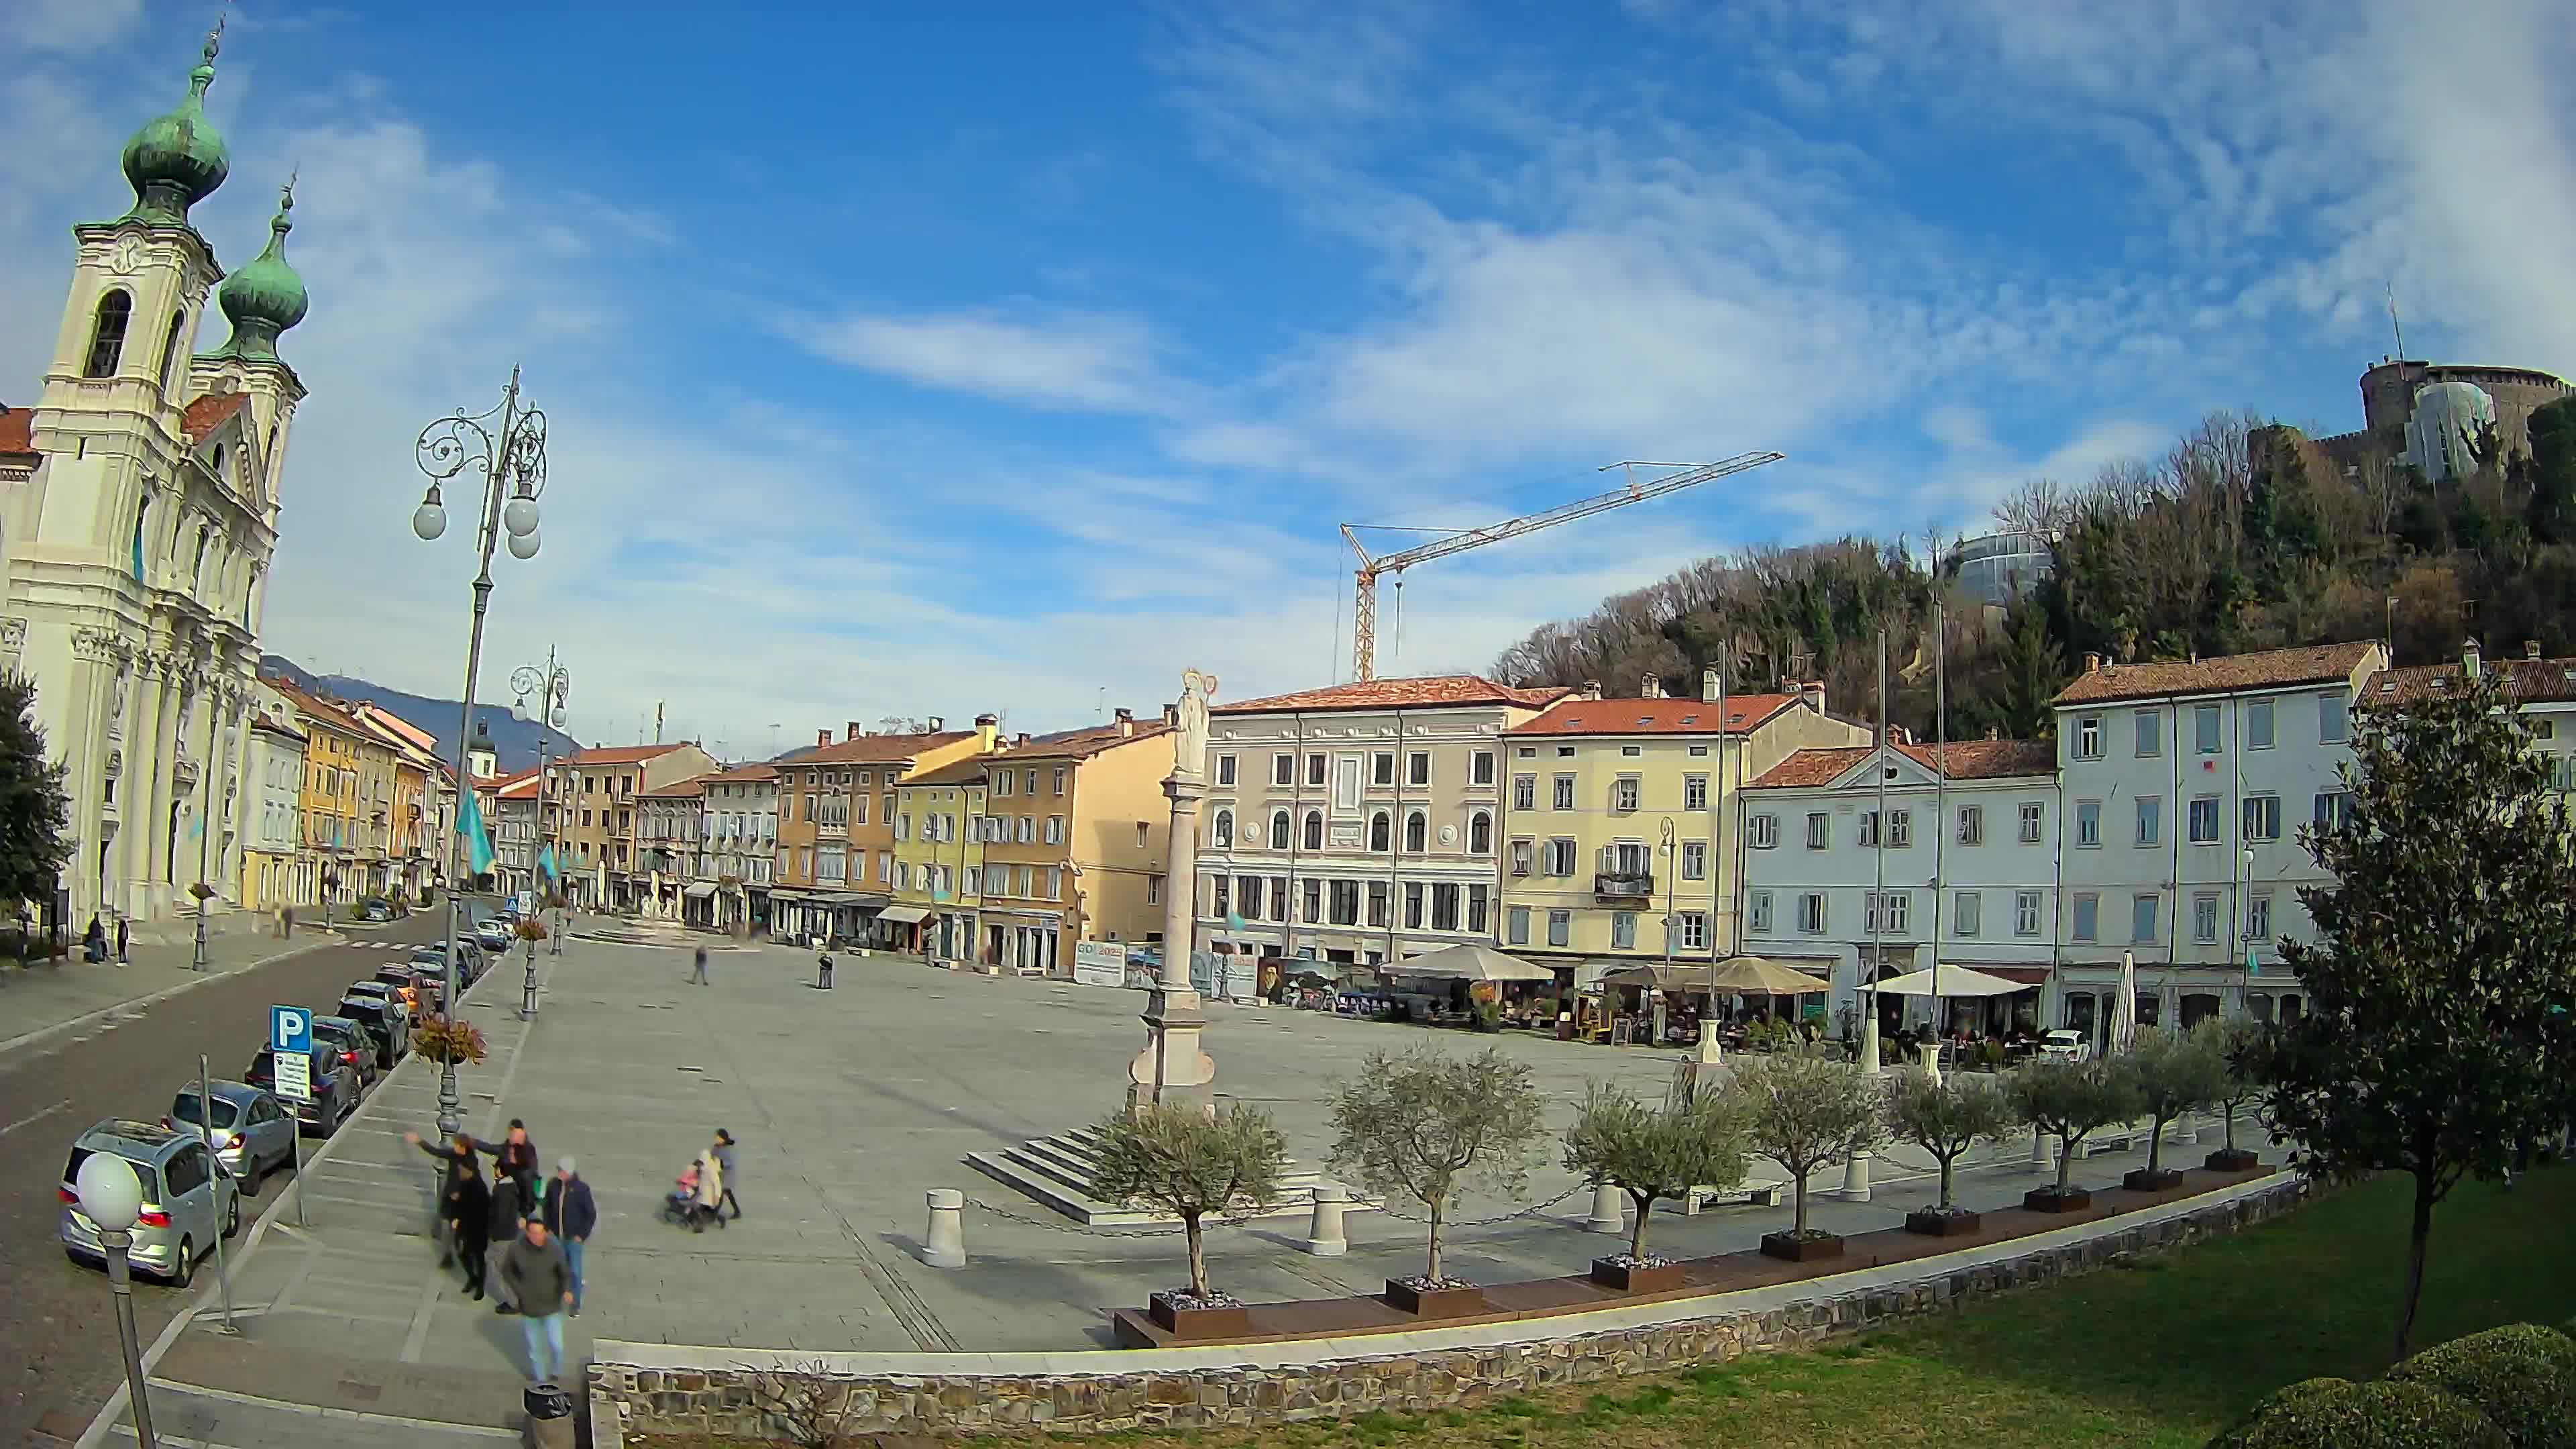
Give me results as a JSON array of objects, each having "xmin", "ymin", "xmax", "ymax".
[{"xmin": 5, "ymin": 1, "xmax": 2573, "ymax": 757}]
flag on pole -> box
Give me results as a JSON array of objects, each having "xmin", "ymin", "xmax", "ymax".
[
  {"xmin": 456, "ymin": 790, "xmax": 496, "ymax": 876},
  {"xmin": 537, "ymin": 844, "xmax": 559, "ymax": 883}
]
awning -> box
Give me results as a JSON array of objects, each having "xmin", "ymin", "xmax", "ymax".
[
  {"xmin": 1602, "ymin": 955, "xmax": 1833, "ymax": 996},
  {"xmin": 877, "ymin": 906, "xmax": 931, "ymax": 924},
  {"xmin": 768, "ymin": 888, "xmax": 809, "ymax": 902},
  {"xmin": 1868, "ymin": 965, "xmax": 2028, "ymax": 998},
  {"xmin": 682, "ymin": 881, "xmax": 719, "ymax": 899}
]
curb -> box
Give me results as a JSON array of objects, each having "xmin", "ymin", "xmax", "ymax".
[{"xmin": 0, "ymin": 932, "xmax": 351, "ymax": 1062}]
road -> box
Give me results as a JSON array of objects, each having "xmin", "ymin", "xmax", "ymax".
[{"xmin": 0, "ymin": 912, "xmax": 447, "ymax": 1445}]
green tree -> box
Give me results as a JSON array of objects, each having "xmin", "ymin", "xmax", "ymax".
[
  {"xmin": 1560, "ymin": 1081, "xmax": 1751, "ymax": 1260},
  {"xmin": 1328, "ymin": 1046, "xmax": 1546, "ymax": 1285},
  {"xmin": 2195, "ymin": 1016, "xmax": 2266, "ymax": 1159},
  {"xmin": 2127, "ymin": 1025, "xmax": 2228, "ymax": 1177},
  {"xmin": 2528, "ymin": 395, "xmax": 2576, "ymax": 545},
  {"xmin": 0, "ymin": 674, "xmax": 72, "ymax": 916},
  {"xmin": 1882, "ymin": 1068, "xmax": 2019, "ymax": 1212},
  {"xmin": 1725, "ymin": 1049, "xmax": 1887, "ymax": 1238},
  {"xmin": 2259, "ymin": 668, "xmax": 2576, "ymax": 1362},
  {"xmin": 1090, "ymin": 1103, "xmax": 1287, "ymax": 1301},
  {"xmin": 2008, "ymin": 1057, "xmax": 2145, "ymax": 1195}
]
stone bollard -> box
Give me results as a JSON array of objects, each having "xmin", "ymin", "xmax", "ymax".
[
  {"xmin": 1585, "ymin": 1183, "xmax": 1625, "ymax": 1235},
  {"xmin": 1833, "ymin": 1150, "xmax": 1872, "ymax": 1201},
  {"xmin": 922, "ymin": 1188, "xmax": 966, "ymax": 1269},
  {"xmin": 2171, "ymin": 1112, "xmax": 2199, "ymax": 1147},
  {"xmin": 2029, "ymin": 1126, "xmax": 2051, "ymax": 1173},
  {"xmin": 1301, "ymin": 1183, "xmax": 1350, "ymax": 1256}
]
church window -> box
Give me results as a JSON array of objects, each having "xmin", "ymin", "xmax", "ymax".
[
  {"xmin": 129, "ymin": 498, "xmax": 148, "ymax": 582},
  {"xmin": 85, "ymin": 290, "xmax": 132, "ymax": 378},
  {"xmin": 157, "ymin": 311, "xmax": 186, "ymax": 392}
]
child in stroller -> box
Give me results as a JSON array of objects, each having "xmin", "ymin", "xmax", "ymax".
[{"xmin": 661, "ymin": 1162, "xmax": 702, "ymax": 1226}]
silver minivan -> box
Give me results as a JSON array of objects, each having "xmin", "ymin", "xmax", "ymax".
[{"xmin": 60, "ymin": 1119, "xmax": 241, "ymax": 1285}]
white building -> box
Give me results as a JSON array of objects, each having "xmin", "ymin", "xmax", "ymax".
[
  {"xmin": 239, "ymin": 689, "xmax": 307, "ymax": 911},
  {"xmin": 1193, "ymin": 676, "xmax": 1566, "ymax": 969},
  {"xmin": 2050, "ymin": 641, "xmax": 2387, "ymax": 1044},
  {"xmin": 491, "ymin": 767, "xmax": 541, "ymax": 896},
  {"xmin": 703, "ymin": 763, "xmax": 778, "ymax": 934},
  {"xmin": 1, "ymin": 27, "xmax": 311, "ymax": 932},
  {"xmin": 2374, "ymin": 640, "xmax": 2576, "ymax": 790},
  {"xmin": 1742, "ymin": 737, "xmax": 2061, "ymax": 1036}
]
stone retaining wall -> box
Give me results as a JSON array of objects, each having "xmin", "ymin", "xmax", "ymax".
[{"xmin": 594, "ymin": 1178, "xmax": 2305, "ymax": 1442}]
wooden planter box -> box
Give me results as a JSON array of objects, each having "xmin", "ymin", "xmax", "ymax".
[
  {"xmin": 1383, "ymin": 1279, "xmax": 1485, "ymax": 1317},
  {"xmin": 2123, "ymin": 1167, "xmax": 2186, "ymax": 1192},
  {"xmin": 1589, "ymin": 1257, "xmax": 1686, "ymax": 1293},
  {"xmin": 2204, "ymin": 1147, "xmax": 2260, "ymax": 1173},
  {"xmin": 1758, "ymin": 1231, "xmax": 1844, "ymax": 1263},
  {"xmin": 1146, "ymin": 1292, "xmax": 1249, "ymax": 1340},
  {"xmin": 2023, "ymin": 1185, "xmax": 2093, "ymax": 1214},
  {"xmin": 1903, "ymin": 1208, "xmax": 1983, "ymax": 1237}
]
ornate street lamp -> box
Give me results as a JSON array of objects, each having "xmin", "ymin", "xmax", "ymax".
[
  {"xmin": 411, "ymin": 368, "xmax": 548, "ymax": 1137},
  {"xmin": 74, "ymin": 1153, "xmax": 160, "ymax": 1448}
]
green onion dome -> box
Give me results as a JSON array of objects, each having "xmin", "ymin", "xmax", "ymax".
[{"xmin": 121, "ymin": 26, "xmax": 230, "ymax": 226}]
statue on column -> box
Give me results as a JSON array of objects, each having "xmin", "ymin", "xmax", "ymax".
[{"xmin": 1174, "ymin": 669, "xmax": 1217, "ymax": 782}]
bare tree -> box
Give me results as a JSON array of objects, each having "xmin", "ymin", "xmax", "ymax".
[
  {"xmin": 739, "ymin": 1358, "xmax": 867, "ymax": 1449},
  {"xmin": 1328, "ymin": 1046, "xmax": 1546, "ymax": 1286}
]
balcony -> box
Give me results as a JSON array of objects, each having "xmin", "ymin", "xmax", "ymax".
[{"xmin": 1593, "ymin": 871, "xmax": 1655, "ymax": 900}]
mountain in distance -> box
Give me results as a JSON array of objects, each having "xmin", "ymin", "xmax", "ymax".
[{"xmin": 258, "ymin": 653, "xmax": 580, "ymax": 775}]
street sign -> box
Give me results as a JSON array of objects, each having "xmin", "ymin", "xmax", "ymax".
[
  {"xmin": 272, "ymin": 1050, "xmax": 311, "ymax": 1102},
  {"xmin": 270, "ymin": 1005, "xmax": 311, "ymax": 1055}
]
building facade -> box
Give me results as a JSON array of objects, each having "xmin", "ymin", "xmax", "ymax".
[
  {"xmin": 237, "ymin": 694, "xmax": 306, "ymax": 913},
  {"xmin": 2051, "ymin": 641, "xmax": 2387, "ymax": 1043},
  {"xmin": 1500, "ymin": 675, "xmax": 1867, "ymax": 982},
  {"xmin": 975, "ymin": 712, "xmax": 1174, "ymax": 977},
  {"xmin": 1191, "ymin": 676, "xmax": 1566, "ymax": 969},
  {"xmin": 1, "ymin": 28, "xmax": 312, "ymax": 931},
  {"xmin": 892, "ymin": 755, "xmax": 987, "ymax": 961},
  {"xmin": 701, "ymin": 763, "xmax": 776, "ymax": 933},
  {"xmin": 1743, "ymin": 737, "xmax": 2061, "ymax": 1035},
  {"xmin": 768, "ymin": 719, "xmax": 992, "ymax": 945},
  {"xmin": 268, "ymin": 682, "xmax": 368, "ymax": 908},
  {"xmin": 549, "ymin": 742, "xmax": 718, "ymax": 910},
  {"xmin": 637, "ymin": 774, "xmax": 711, "ymax": 922},
  {"xmin": 491, "ymin": 767, "xmax": 539, "ymax": 896}
]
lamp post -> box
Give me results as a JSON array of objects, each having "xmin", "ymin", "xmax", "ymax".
[
  {"xmin": 74, "ymin": 1152, "xmax": 160, "ymax": 1449},
  {"xmin": 411, "ymin": 367, "xmax": 549, "ymax": 1138},
  {"xmin": 2236, "ymin": 843, "xmax": 2257, "ymax": 1016},
  {"xmin": 512, "ymin": 651, "xmax": 571, "ymax": 996}
]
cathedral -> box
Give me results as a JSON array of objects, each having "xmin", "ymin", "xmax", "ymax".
[{"xmin": 0, "ymin": 23, "xmax": 310, "ymax": 933}]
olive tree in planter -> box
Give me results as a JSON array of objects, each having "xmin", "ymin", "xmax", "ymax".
[
  {"xmin": 1089, "ymin": 1102, "xmax": 1287, "ymax": 1339},
  {"xmin": 2198, "ymin": 1016, "xmax": 2266, "ymax": 1172},
  {"xmin": 2123, "ymin": 1026, "xmax": 2227, "ymax": 1191},
  {"xmin": 1328, "ymin": 1045, "xmax": 1545, "ymax": 1316},
  {"xmin": 1560, "ymin": 1081, "xmax": 1750, "ymax": 1291},
  {"xmin": 1884, "ymin": 1067, "xmax": 2019, "ymax": 1236},
  {"xmin": 2007, "ymin": 1056, "xmax": 2143, "ymax": 1212},
  {"xmin": 1728, "ymin": 1048, "xmax": 1887, "ymax": 1262}
]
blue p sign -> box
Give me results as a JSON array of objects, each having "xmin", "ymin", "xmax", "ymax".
[{"xmin": 270, "ymin": 1005, "xmax": 311, "ymax": 1055}]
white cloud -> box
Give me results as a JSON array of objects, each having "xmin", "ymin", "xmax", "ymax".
[{"xmin": 780, "ymin": 307, "xmax": 1180, "ymax": 415}]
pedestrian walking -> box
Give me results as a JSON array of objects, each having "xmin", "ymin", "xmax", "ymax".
[
  {"xmin": 282, "ymin": 905, "xmax": 295, "ymax": 940},
  {"xmin": 447, "ymin": 1165, "xmax": 492, "ymax": 1300},
  {"xmin": 488, "ymin": 1166, "xmax": 529, "ymax": 1313},
  {"xmin": 114, "ymin": 914, "xmax": 128, "ymax": 964},
  {"xmin": 689, "ymin": 1146, "xmax": 724, "ymax": 1232},
  {"xmin": 690, "ymin": 944, "xmax": 710, "ymax": 985},
  {"xmin": 541, "ymin": 1158, "xmax": 595, "ymax": 1316},
  {"xmin": 500, "ymin": 1218, "xmax": 575, "ymax": 1383},
  {"xmin": 408, "ymin": 1130, "xmax": 483, "ymax": 1267},
  {"xmin": 83, "ymin": 915, "xmax": 106, "ymax": 962},
  {"xmin": 712, "ymin": 1128, "xmax": 741, "ymax": 1222}
]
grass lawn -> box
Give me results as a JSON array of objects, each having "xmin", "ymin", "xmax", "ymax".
[{"xmin": 1002, "ymin": 1164, "xmax": 2575, "ymax": 1449}]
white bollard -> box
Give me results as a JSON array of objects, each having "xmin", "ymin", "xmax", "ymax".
[
  {"xmin": 1585, "ymin": 1183, "xmax": 1625, "ymax": 1235},
  {"xmin": 1833, "ymin": 1150, "xmax": 1872, "ymax": 1201},
  {"xmin": 1917, "ymin": 1041, "xmax": 1943, "ymax": 1085},
  {"xmin": 922, "ymin": 1188, "xmax": 966, "ymax": 1269},
  {"xmin": 2172, "ymin": 1112, "xmax": 2200, "ymax": 1147},
  {"xmin": 1301, "ymin": 1183, "xmax": 1350, "ymax": 1256},
  {"xmin": 2029, "ymin": 1126, "xmax": 2051, "ymax": 1173}
]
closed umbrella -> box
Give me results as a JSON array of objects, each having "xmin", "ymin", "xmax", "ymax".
[{"xmin": 2113, "ymin": 950, "xmax": 2139, "ymax": 1056}]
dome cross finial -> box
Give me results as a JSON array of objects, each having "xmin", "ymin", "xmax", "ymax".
[{"xmin": 203, "ymin": 9, "xmax": 226, "ymax": 68}]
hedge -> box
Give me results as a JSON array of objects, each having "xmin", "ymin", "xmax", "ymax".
[
  {"xmin": 2386, "ymin": 1324, "xmax": 2576, "ymax": 1449},
  {"xmin": 2207, "ymin": 1376, "xmax": 2510, "ymax": 1448}
]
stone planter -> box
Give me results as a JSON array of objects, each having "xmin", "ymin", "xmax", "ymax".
[
  {"xmin": 1903, "ymin": 1208, "xmax": 1983, "ymax": 1237},
  {"xmin": 2123, "ymin": 1167, "xmax": 2186, "ymax": 1192},
  {"xmin": 2023, "ymin": 1185, "xmax": 2093, "ymax": 1213},
  {"xmin": 1383, "ymin": 1278, "xmax": 1485, "ymax": 1317},
  {"xmin": 2204, "ymin": 1147, "xmax": 2260, "ymax": 1173},
  {"xmin": 1146, "ymin": 1291, "xmax": 1249, "ymax": 1340},
  {"xmin": 1589, "ymin": 1256, "xmax": 1686, "ymax": 1293},
  {"xmin": 1758, "ymin": 1230, "xmax": 1844, "ymax": 1263}
]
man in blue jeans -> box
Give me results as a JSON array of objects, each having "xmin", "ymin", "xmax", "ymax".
[
  {"xmin": 500, "ymin": 1218, "xmax": 573, "ymax": 1382},
  {"xmin": 541, "ymin": 1157, "xmax": 596, "ymax": 1315}
]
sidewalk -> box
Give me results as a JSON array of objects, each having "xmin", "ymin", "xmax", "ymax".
[{"xmin": 0, "ymin": 921, "xmax": 358, "ymax": 1059}]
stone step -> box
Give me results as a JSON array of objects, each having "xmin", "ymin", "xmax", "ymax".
[{"xmin": 965, "ymin": 1127, "xmax": 1362, "ymax": 1226}]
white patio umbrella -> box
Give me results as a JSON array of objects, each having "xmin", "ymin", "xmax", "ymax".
[
  {"xmin": 1866, "ymin": 965, "xmax": 2027, "ymax": 998},
  {"xmin": 2112, "ymin": 949, "xmax": 2139, "ymax": 1055},
  {"xmin": 1381, "ymin": 942, "xmax": 1556, "ymax": 983}
]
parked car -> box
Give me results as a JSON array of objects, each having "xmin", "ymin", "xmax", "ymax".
[
  {"xmin": 308, "ymin": 1015, "xmax": 382, "ymax": 1089},
  {"xmin": 243, "ymin": 1049, "xmax": 361, "ymax": 1134},
  {"xmin": 60, "ymin": 1118, "xmax": 239, "ymax": 1285},
  {"xmin": 472, "ymin": 918, "xmax": 515, "ymax": 954},
  {"xmin": 410, "ymin": 942, "xmax": 484, "ymax": 989},
  {"xmin": 163, "ymin": 1082, "xmax": 297, "ymax": 1194},
  {"xmin": 334, "ymin": 997, "xmax": 409, "ymax": 1069},
  {"xmin": 358, "ymin": 897, "xmax": 398, "ymax": 922},
  {"xmin": 369, "ymin": 965, "xmax": 422, "ymax": 1009},
  {"xmin": 2039, "ymin": 1028, "xmax": 2093, "ymax": 1064}
]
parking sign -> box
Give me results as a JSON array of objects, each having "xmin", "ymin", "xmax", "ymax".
[{"xmin": 270, "ymin": 1005, "xmax": 311, "ymax": 1055}]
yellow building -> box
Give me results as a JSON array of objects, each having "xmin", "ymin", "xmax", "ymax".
[
  {"xmin": 769, "ymin": 715, "xmax": 997, "ymax": 945},
  {"xmin": 892, "ymin": 755, "xmax": 989, "ymax": 961},
  {"xmin": 269, "ymin": 681, "xmax": 369, "ymax": 909},
  {"xmin": 1498, "ymin": 676, "xmax": 1867, "ymax": 975},
  {"xmin": 977, "ymin": 710, "xmax": 1173, "ymax": 976},
  {"xmin": 353, "ymin": 703, "xmax": 443, "ymax": 899}
]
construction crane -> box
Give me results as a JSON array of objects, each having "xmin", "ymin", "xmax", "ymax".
[{"xmin": 1339, "ymin": 452, "xmax": 1785, "ymax": 681}]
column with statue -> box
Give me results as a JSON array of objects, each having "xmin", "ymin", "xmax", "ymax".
[{"xmin": 1128, "ymin": 670, "xmax": 1218, "ymax": 1110}]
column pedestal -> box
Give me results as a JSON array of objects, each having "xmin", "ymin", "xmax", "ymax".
[{"xmin": 1128, "ymin": 726, "xmax": 1215, "ymax": 1111}]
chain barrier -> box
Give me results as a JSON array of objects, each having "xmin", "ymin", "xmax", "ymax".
[
  {"xmin": 1368, "ymin": 1181, "xmax": 1590, "ymax": 1228},
  {"xmin": 964, "ymin": 1181, "xmax": 1591, "ymax": 1237}
]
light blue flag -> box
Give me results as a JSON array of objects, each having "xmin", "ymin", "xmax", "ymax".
[
  {"xmin": 456, "ymin": 790, "xmax": 496, "ymax": 876},
  {"xmin": 538, "ymin": 844, "xmax": 559, "ymax": 882}
]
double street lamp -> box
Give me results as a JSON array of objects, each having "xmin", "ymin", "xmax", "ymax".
[
  {"xmin": 411, "ymin": 368, "xmax": 549, "ymax": 1138},
  {"xmin": 511, "ymin": 651, "xmax": 571, "ymax": 1012}
]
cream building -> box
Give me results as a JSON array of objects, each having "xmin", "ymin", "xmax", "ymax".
[
  {"xmin": 1, "ymin": 26, "xmax": 311, "ymax": 931},
  {"xmin": 1192, "ymin": 676, "xmax": 1566, "ymax": 970},
  {"xmin": 238, "ymin": 688, "xmax": 307, "ymax": 912}
]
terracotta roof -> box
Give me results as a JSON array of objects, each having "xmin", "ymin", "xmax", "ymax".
[
  {"xmin": 710, "ymin": 763, "xmax": 777, "ymax": 783},
  {"xmin": 1214, "ymin": 676, "xmax": 1570, "ymax": 715},
  {"xmin": 640, "ymin": 775, "xmax": 710, "ymax": 799},
  {"xmin": 798, "ymin": 730, "xmax": 974, "ymax": 765},
  {"xmin": 568, "ymin": 743, "xmax": 692, "ymax": 766},
  {"xmin": 1507, "ymin": 694, "xmax": 1800, "ymax": 737},
  {"xmin": 0, "ymin": 406, "xmax": 34, "ymax": 459},
  {"xmin": 1750, "ymin": 739, "xmax": 2057, "ymax": 789},
  {"xmin": 2051, "ymin": 642, "xmax": 2380, "ymax": 706},
  {"xmin": 2371, "ymin": 655, "xmax": 2576, "ymax": 706},
  {"xmin": 262, "ymin": 678, "xmax": 368, "ymax": 739},
  {"xmin": 180, "ymin": 392, "xmax": 249, "ymax": 443},
  {"xmin": 352, "ymin": 703, "xmax": 437, "ymax": 754},
  {"xmin": 496, "ymin": 773, "xmax": 544, "ymax": 800},
  {"xmin": 250, "ymin": 714, "xmax": 305, "ymax": 743},
  {"xmin": 1007, "ymin": 720, "xmax": 1175, "ymax": 762}
]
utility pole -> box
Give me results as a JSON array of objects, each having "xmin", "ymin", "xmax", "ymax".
[{"xmin": 653, "ymin": 700, "xmax": 663, "ymax": 745}]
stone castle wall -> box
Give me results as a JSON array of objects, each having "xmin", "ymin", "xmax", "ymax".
[{"xmin": 590, "ymin": 1177, "xmax": 2306, "ymax": 1443}]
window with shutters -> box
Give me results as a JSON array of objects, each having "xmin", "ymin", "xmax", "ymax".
[{"xmin": 1513, "ymin": 774, "xmax": 1536, "ymax": 810}]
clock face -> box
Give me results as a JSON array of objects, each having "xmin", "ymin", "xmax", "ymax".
[{"xmin": 111, "ymin": 235, "xmax": 144, "ymax": 276}]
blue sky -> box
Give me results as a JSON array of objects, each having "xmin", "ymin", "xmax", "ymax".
[{"xmin": 6, "ymin": 1, "xmax": 2573, "ymax": 755}]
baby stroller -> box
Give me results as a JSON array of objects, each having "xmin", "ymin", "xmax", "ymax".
[{"xmin": 660, "ymin": 1163, "xmax": 703, "ymax": 1226}]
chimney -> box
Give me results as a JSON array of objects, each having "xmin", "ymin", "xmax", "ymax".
[
  {"xmin": 1640, "ymin": 674, "xmax": 1663, "ymax": 699},
  {"xmin": 2527, "ymin": 639, "xmax": 2543, "ymax": 660},
  {"xmin": 2083, "ymin": 652, "xmax": 2102, "ymax": 674},
  {"xmin": 816, "ymin": 729, "xmax": 831, "ymax": 748},
  {"xmin": 1114, "ymin": 706, "xmax": 1134, "ymax": 737},
  {"xmin": 2463, "ymin": 637, "xmax": 2482, "ymax": 680},
  {"xmin": 974, "ymin": 712, "xmax": 999, "ymax": 753},
  {"xmin": 1014, "ymin": 733, "xmax": 1031, "ymax": 747},
  {"xmin": 1163, "ymin": 702, "xmax": 1179, "ymax": 727},
  {"xmin": 1701, "ymin": 667, "xmax": 1720, "ymax": 703},
  {"xmin": 1799, "ymin": 680, "xmax": 1825, "ymax": 715},
  {"xmin": 846, "ymin": 720, "xmax": 862, "ymax": 741},
  {"xmin": 926, "ymin": 715, "xmax": 945, "ymax": 732},
  {"xmin": 1580, "ymin": 679, "xmax": 1603, "ymax": 701}
]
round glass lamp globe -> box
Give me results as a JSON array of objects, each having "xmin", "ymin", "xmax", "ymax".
[
  {"xmin": 411, "ymin": 501, "xmax": 447, "ymax": 541},
  {"xmin": 75, "ymin": 1152, "xmax": 144, "ymax": 1231},
  {"xmin": 502, "ymin": 496, "xmax": 540, "ymax": 538},
  {"xmin": 506, "ymin": 528, "xmax": 541, "ymax": 561}
]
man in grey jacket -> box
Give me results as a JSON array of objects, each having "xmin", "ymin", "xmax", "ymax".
[{"xmin": 500, "ymin": 1218, "xmax": 574, "ymax": 1382}]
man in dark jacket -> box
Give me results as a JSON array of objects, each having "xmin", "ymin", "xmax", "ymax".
[
  {"xmin": 488, "ymin": 1168, "xmax": 529, "ymax": 1314},
  {"xmin": 540, "ymin": 1158, "xmax": 596, "ymax": 1316},
  {"xmin": 500, "ymin": 1219, "xmax": 574, "ymax": 1383},
  {"xmin": 447, "ymin": 1169, "xmax": 492, "ymax": 1300}
]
